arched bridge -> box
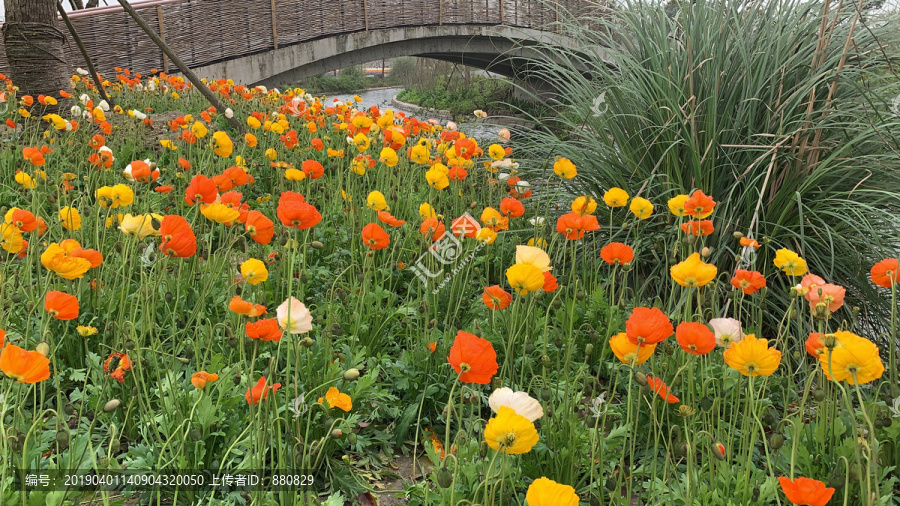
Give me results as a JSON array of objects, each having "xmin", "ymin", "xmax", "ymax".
[{"xmin": 0, "ymin": 0, "xmax": 606, "ymax": 88}]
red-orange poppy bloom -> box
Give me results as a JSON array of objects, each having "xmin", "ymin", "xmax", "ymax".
[
  {"xmin": 870, "ymin": 258, "xmax": 899, "ymax": 288},
  {"xmin": 89, "ymin": 134, "xmax": 105, "ymax": 150},
  {"xmin": 499, "ymin": 198, "xmax": 525, "ymax": 218},
  {"xmin": 740, "ymin": 237, "xmax": 761, "ymax": 250},
  {"xmin": 159, "ymin": 215, "xmax": 197, "ymax": 258},
  {"xmin": 23, "ymin": 147, "xmax": 46, "ymax": 166},
  {"xmin": 427, "ymin": 342, "xmax": 437, "ymax": 353},
  {"xmin": 448, "ymin": 166, "xmax": 468, "ymax": 181},
  {"xmin": 675, "ymin": 322, "xmax": 716, "ymax": 355},
  {"xmin": 301, "ymin": 160, "xmax": 325, "ymax": 179},
  {"xmin": 246, "ymin": 318, "xmax": 283, "ymax": 342},
  {"xmin": 542, "ymin": 271, "xmax": 558, "ymax": 292},
  {"xmin": 178, "ymin": 157, "xmax": 192, "ymax": 170},
  {"xmin": 420, "ymin": 217, "xmax": 446, "ymax": 242},
  {"xmin": 683, "ymin": 190, "xmax": 716, "ymax": 218},
  {"xmin": 777, "ymin": 477, "xmax": 835, "ymax": 506},
  {"xmin": 447, "ymin": 331, "xmax": 498, "ymax": 384},
  {"xmin": 229, "ymin": 296, "xmax": 267, "ymax": 317},
  {"xmin": 600, "ymin": 242, "xmax": 634, "ymax": 265},
  {"xmin": 246, "ymin": 376, "xmax": 281, "ymax": 405},
  {"xmin": 44, "ymin": 290, "xmax": 79, "ymax": 320},
  {"xmin": 555, "ymin": 212, "xmax": 600, "ymax": 240},
  {"xmin": 482, "ymin": 285, "xmax": 512, "ymax": 310},
  {"xmin": 184, "ymin": 174, "xmax": 217, "ymax": 205},
  {"xmin": 244, "ymin": 210, "xmax": 275, "ymax": 245},
  {"xmin": 0, "ymin": 343, "xmax": 51, "ymax": 383},
  {"xmin": 377, "ymin": 210, "xmax": 406, "ymax": 227},
  {"xmin": 361, "ymin": 223, "xmax": 390, "ymax": 250},
  {"xmin": 154, "ymin": 185, "xmax": 173, "ymax": 194},
  {"xmin": 277, "ymin": 192, "xmax": 322, "ymax": 229},
  {"xmin": 646, "ymin": 376, "xmax": 679, "ymax": 403},
  {"xmin": 104, "ymin": 352, "xmax": 132, "ymax": 383},
  {"xmin": 625, "ymin": 307, "xmax": 673, "ymax": 345},
  {"xmin": 191, "ymin": 371, "xmax": 219, "ymax": 390},
  {"xmin": 680, "ymin": 220, "xmax": 714, "ymax": 236},
  {"xmin": 731, "ymin": 269, "xmax": 766, "ymax": 294},
  {"xmin": 9, "ymin": 209, "xmax": 37, "ymax": 232},
  {"xmin": 805, "ymin": 333, "xmax": 825, "ymax": 358}
]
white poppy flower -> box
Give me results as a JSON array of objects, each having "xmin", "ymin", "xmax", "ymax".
[
  {"xmin": 488, "ymin": 388, "xmax": 543, "ymax": 422},
  {"xmin": 708, "ymin": 318, "xmax": 744, "ymax": 348},
  {"xmin": 277, "ymin": 297, "xmax": 313, "ymax": 334}
]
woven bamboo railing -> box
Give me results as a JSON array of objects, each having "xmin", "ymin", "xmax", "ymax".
[{"xmin": 0, "ymin": 0, "xmax": 599, "ymax": 80}]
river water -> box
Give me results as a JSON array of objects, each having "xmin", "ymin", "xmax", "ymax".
[{"xmin": 329, "ymin": 86, "xmax": 510, "ymax": 142}]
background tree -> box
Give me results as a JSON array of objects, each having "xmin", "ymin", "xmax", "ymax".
[{"xmin": 2, "ymin": 0, "xmax": 69, "ymax": 107}]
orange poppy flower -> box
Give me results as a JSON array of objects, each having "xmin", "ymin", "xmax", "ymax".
[
  {"xmin": 555, "ymin": 212, "xmax": 600, "ymax": 240},
  {"xmin": 246, "ymin": 318, "xmax": 283, "ymax": 342},
  {"xmin": 301, "ymin": 160, "xmax": 324, "ymax": 179},
  {"xmin": 731, "ymin": 269, "xmax": 766, "ymax": 294},
  {"xmin": 427, "ymin": 342, "xmax": 437, "ymax": 353},
  {"xmin": 870, "ymin": 258, "xmax": 899, "ymax": 288},
  {"xmin": 683, "ymin": 190, "xmax": 716, "ymax": 218},
  {"xmin": 276, "ymin": 192, "xmax": 322, "ymax": 229},
  {"xmin": 448, "ymin": 166, "xmax": 468, "ymax": 181},
  {"xmin": 44, "ymin": 290, "xmax": 79, "ymax": 320},
  {"xmin": 777, "ymin": 477, "xmax": 835, "ymax": 506},
  {"xmin": 178, "ymin": 157, "xmax": 192, "ymax": 171},
  {"xmin": 447, "ymin": 331, "xmax": 498, "ymax": 384},
  {"xmin": 361, "ymin": 223, "xmax": 390, "ymax": 250},
  {"xmin": 159, "ymin": 215, "xmax": 197, "ymax": 258},
  {"xmin": 600, "ymin": 242, "xmax": 634, "ymax": 265},
  {"xmin": 481, "ymin": 207, "xmax": 509, "ymax": 232},
  {"xmin": 89, "ymin": 135, "xmax": 105, "ymax": 150},
  {"xmin": 542, "ymin": 271, "xmax": 558, "ymax": 292},
  {"xmin": 420, "ymin": 217, "xmax": 446, "ymax": 242},
  {"xmin": 377, "ymin": 210, "xmax": 406, "ymax": 227},
  {"xmin": 191, "ymin": 371, "xmax": 219, "ymax": 390},
  {"xmin": 680, "ymin": 220, "xmax": 714, "ymax": 236},
  {"xmin": 154, "ymin": 185, "xmax": 173, "ymax": 193},
  {"xmin": 23, "ymin": 146, "xmax": 46, "ymax": 166},
  {"xmin": 806, "ymin": 283, "xmax": 845, "ymax": 313},
  {"xmin": 739, "ymin": 237, "xmax": 761, "ymax": 250},
  {"xmin": 499, "ymin": 197, "xmax": 525, "ymax": 218},
  {"xmin": 318, "ymin": 386, "xmax": 352, "ymax": 412},
  {"xmin": 0, "ymin": 343, "xmax": 51, "ymax": 383},
  {"xmin": 311, "ymin": 138, "xmax": 324, "ymax": 150},
  {"xmin": 482, "ymin": 285, "xmax": 512, "ymax": 310},
  {"xmin": 128, "ymin": 160, "xmax": 158, "ymax": 183},
  {"xmin": 99, "ymin": 121, "xmax": 112, "ymax": 135},
  {"xmin": 104, "ymin": 352, "xmax": 132, "ymax": 383},
  {"xmin": 646, "ymin": 377, "xmax": 679, "ymax": 403},
  {"xmin": 625, "ymin": 307, "xmax": 673, "ymax": 345},
  {"xmin": 229, "ymin": 296, "xmax": 267, "ymax": 317},
  {"xmin": 675, "ymin": 322, "xmax": 716, "ymax": 355},
  {"xmin": 246, "ymin": 376, "xmax": 281, "ymax": 405},
  {"xmin": 184, "ymin": 175, "xmax": 217, "ymax": 205},
  {"xmin": 805, "ymin": 332, "xmax": 825, "ymax": 358},
  {"xmin": 244, "ymin": 210, "xmax": 275, "ymax": 245},
  {"xmin": 8, "ymin": 209, "xmax": 37, "ymax": 232}
]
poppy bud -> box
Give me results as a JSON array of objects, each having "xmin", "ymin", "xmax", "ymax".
[
  {"xmin": 541, "ymin": 355, "xmax": 551, "ymax": 369},
  {"xmin": 873, "ymin": 418, "xmax": 883, "ymax": 429},
  {"xmin": 110, "ymin": 439, "xmax": 121, "ymax": 452},
  {"xmin": 583, "ymin": 378, "xmax": 594, "ymax": 395},
  {"xmin": 103, "ymin": 399, "xmax": 121, "ymax": 413},
  {"xmin": 590, "ymin": 330, "xmax": 600, "ymax": 340},
  {"xmin": 622, "ymin": 263, "xmax": 634, "ymax": 272},
  {"xmin": 823, "ymin": 334, "xmax": 837, "ymax": 349},
  {"xmin": 769, "ymin": 433, "xmax": 785, "ymax": 450},
  {"xmin": 555, "ymin": 337, "xmax": 563, "ymax": 348},
  {"xmin": 429, "ymin": 319, "xmax": 437, "ymax": 328},
  {"xmin": 150, "ymin": 217, "xmax": 161, "ymax": 230},
  {"xmin": 190, "ymin": 428, "xmax": 203, "ymax": 441},
  {"xmin": 233, "ymin": 374, "xmax": 242, "ymax": 385},
  {"xmin": 469, "ymin": 201, "xmax": 478, "ymax": 209},
  {"xmin": 479, "ymin": 441, "xmax": 488, "ymax": 457},
  {"xmin": 584, "ymin": 343, "xmax": 594, "ymax": 357},
  {"xmin": 540, "ymin": 387, "xmax": 552, "ymax": 402},
  {"xmin": 47, "ymin": 194, "xmax": 57, "ymax": 203},
  {"xmin": 472, "ymin": 320, "xmax": 482, "ymax": 336},
  {"xmin": 551, "ymin": 299, "xmax": 562, "ymax": 309},
  {"xmin": 701, "ymin": 247, "xmax": 711, "ymax": 257},
  {"xmin": 35, "ymin": 342, "xmax": 50, "ymax": 356},
  {"xmin": 301, "ymin": 337, "xmax": 315, "ymax": 348},
  {"xmin": 882, "ymin": 416, "xmax": 893, "ymax": 428},
  {"xmin": 732, "ymin": 231, "xmax": 744, "ymax": 239},
  {"xmin": 165, "ymin": 291, "xmax": 173, "ymax": 303},
  {"xmin": 849, "ymin": 464, "xmax": 860, "ymax": 481},
  {"xmin": 227, "ymin": 336, "xmax": 238, "ymax": 349},
  {"xmin": 177, "ymin": 357, "xmax": 190, "ymax": 364},
  {"xmin": 827, "ymin": 470, "xmax": 844, "ymax": 489},
  {"xmin": 699, "ymin": 396, "xmax": 713, "ymax": 411},
  {"xmin": 311, "ymin": 241, "xmax": 324, "ymax": 250},
  {"xmin": 56, "ymin": 430, "xmax": 69, "ymax": 444},
  {"xmin": 633, "ymin": 371, "xmax": 649, "ymax": 386},
  {"xmin": 684, "ymin": 235, "xmax": 696, "ymax": 245},
  {"xmin": 576, "ymin": 290, "xmax": 586, "ymax": 300},
  {"xmin": 792, "ymin": 351, "xmax": 802, "ymax": 360},
  {"xmin": 762, "ymin": 412, "xmax": 776, "ymax": 427},
  {"xmin": 813, "ymin": 388, "xmax": 826, "ymax": 401},
  {"xmin": 676, "ymin": 441, "xmax": 691, "ymax": 457},
  {"xmin": 436, "ymin": 467, "xmax": 453, "ymax": 488},
  {"xmin": 417, "ymin": 301, "xmax": 429, "ymax": 314},
  {"xmin": 300, "ymin": 272, "xmax": 309, "ymax": 283},
  {"xmin": 64, "ymin": 403, "xmax": 76, "ymax": 415},
  {"xmin": 710, "ymin": 440, "xmax": 726, "ymax": 460},
  {"xmin": 534, "ymin": 290, "xmax": 545, "ymax": 300},
  {"xmin": 331, "ymin": 429, "xmax": 343, "ymax": 439},
  {"xmin": 492, "ymin": 377, "xmax": 502, "ymax": 390},
  {"xmin": 525, "ymin": 342, "xmax": 535, "ymax": 354},
  {"xmin": 10, "ymin": 293, "xmax": 22, "ymax": 303},
  {"xmin": 343, "ymin": 368, "xmax": 360, "ymax": 381}
]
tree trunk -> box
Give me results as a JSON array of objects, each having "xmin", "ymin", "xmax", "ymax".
[{"xmin": 2, "ymin": 0, "xmax": 70, "ymax": 110}]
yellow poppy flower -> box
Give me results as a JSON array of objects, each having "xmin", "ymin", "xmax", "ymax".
[
  {"xmin": 723, "ymin": 334, "xmax": 781, "ymax": 377},
  {"xmin": 240, "ymin": 258, "xmax": 268, "ymax": 285},
  {"xmin": 484, "ymin": 406, "xmax": 539, "ymax": 455},
  {"xmin": 670, "ymin": 253, "xmax": 717, "ymax": 288}
]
